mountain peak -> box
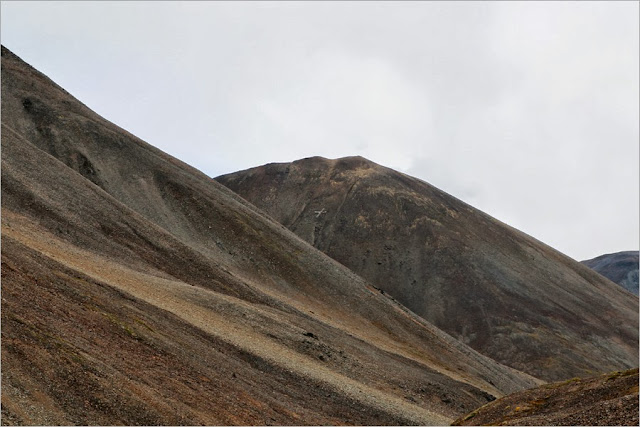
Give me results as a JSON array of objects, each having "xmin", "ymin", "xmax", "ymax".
[{"xmin": 217, "ymin": 157, "xmax": 639, "ymax": 381}]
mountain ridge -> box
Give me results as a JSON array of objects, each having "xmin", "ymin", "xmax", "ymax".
[
  {"xmin": 216, "ymin": 155, "xmax": 639, "ymax": 382},
  {"xmin": 1, "ymin": 45, "xmax": 538, "ymax": 425},
  {"xmin": 582, "ymin": 251, "xmax": 639, "ymax": 296}
]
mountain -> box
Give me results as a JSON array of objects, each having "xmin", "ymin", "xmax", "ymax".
[
  {"xmin": 453, "ymin": 368, "xmax": 639, "ymax": 426},
  {"xmin": 582, "ymin": 251, "xmax": 639, "ymax": 296},
  {"xmin": 0, "ymin": 46, "xmax": 540, "ymax": 425},
  {"xmin": 216, "ymin": 156, "xmax": 639, "ymax": 382}
]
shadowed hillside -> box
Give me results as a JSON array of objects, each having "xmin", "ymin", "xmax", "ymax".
[
  {"xmin": 0, "ymin": 46, "xmax": 539, "ymax": 425},
  {"xmin": 217, "ymin": 156, "xmax": 639, "ymax": 382},
  {"xmin": 582, "ymin": 251, "xmax": 639, "ymax": 296}
]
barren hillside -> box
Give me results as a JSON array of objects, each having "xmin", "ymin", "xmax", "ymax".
[
  {"xmin": 582, "ymin": 251, "xmax": 639, "ymax": 296},
  {"xmin": 1, "ymin": 45, "xmax": 538, "ymax": 425},
  {"xmin": 217, "ymin": 156, "xmax": 639, "ymax": 381},
  {"xmin": 453, "ymin": 368, "xmax": 639, "ymax": 426}
]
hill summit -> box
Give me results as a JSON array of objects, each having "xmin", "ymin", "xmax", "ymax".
[{"xmin": 217, "ymin": 155, "xmax": 639, "ymax": 381}]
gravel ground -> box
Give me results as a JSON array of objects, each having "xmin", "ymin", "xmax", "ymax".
[{"xmin": 453, "ymin": 368, "xmax": 639, "ymax": 426}]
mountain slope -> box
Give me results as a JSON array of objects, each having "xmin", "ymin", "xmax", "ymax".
[
  {"xmin": 582, "ymin": 251, "xmax": 639, "ymax": 296},
  {"xmin": 1, "ymin": 46, "xmax": 538, "ymax": 425},
  {"xmin": 216, "ymin": 156, "xmax": 639, "ymax": 381},
  {"xmin": 453, "ymin": 368, "xmax": 639, "ymax": 426}
]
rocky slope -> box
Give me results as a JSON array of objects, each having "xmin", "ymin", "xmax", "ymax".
[
  {"xmin": 582, "ymin": 251, "xmax": 639, "ymax": 296},
  {"xmin": 217, "ymin": 156, "xmax": 639, "ymax": 381},
  {"xmin": 453, "ymin": 368, "xmax": 639, "ymax": 426},
  {"xmin": 1, "ymin": 45, "xmax": 539, "ymax": 425}
]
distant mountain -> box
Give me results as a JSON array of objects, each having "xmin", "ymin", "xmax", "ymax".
[
  {"xmin": 1, "ymin": 45, "xmax": 538, "ymax": 425},
  {"xmin": 582, "ymin": 251, "xmax": 639, "ymax": 296},
  {"xmin": 217, "ymin": 156, "xmax": 639, "ymax": 382},
  {"xmin": 453, "ymin": 368, "xmax": 639, "ymax": 426}
]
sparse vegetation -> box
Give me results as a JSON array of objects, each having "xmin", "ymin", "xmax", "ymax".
[
  {"xmin": 217, "ymin": 154, "xmax": 639, "ymax": 383},
  {"xmin": 2, "ymin": 43, "xmax": 637, "ymax": 427},
  {"xmin": 453, "ymin": 369, "xmax": 639, "ymax": 426}
]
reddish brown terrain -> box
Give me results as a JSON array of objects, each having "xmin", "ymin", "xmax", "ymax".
[
  {"xmin": 1, "ymin": 46, "xmax": 542, "ymax": 425},
  {"xmin": 453, "ymin": 368, "xmax": 639, "ymax": 426},
  {"xmin": 217, "ymin": 156, "xmax": 639, "ymax": 381}
]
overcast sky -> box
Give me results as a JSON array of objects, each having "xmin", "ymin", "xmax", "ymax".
[{"xmin": 2, "ymin": 1, "xmax": 638, "ymax": 261}]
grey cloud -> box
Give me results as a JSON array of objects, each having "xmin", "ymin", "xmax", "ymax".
[{"xmin": 1, "ymin": 1, "xmax": 637, "ymax": 260}]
